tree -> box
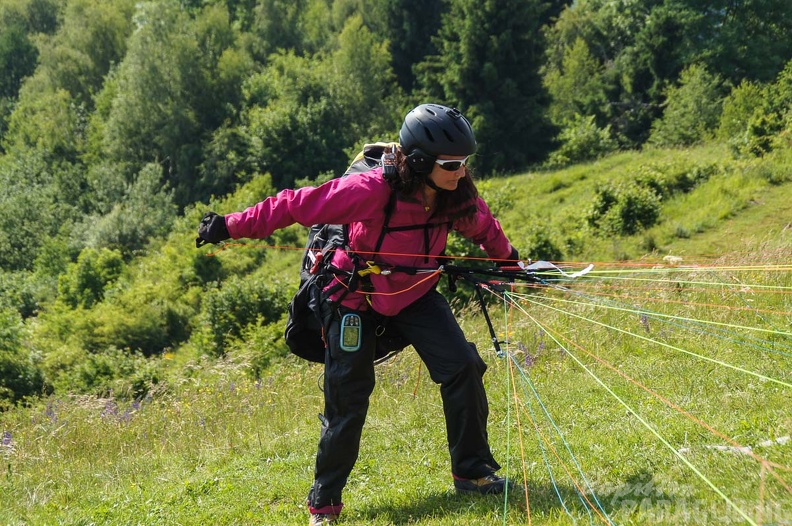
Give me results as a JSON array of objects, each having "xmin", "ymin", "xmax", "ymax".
[
  {"xmin": 57, "ymin": 247, "xmax": 124, "ymax": 309},
  {"xmin": 241, "ymin": 51, "xmax": 349, "ymax": 188},
  {"xmin": 373, "ymin": 0, "xmax": 445, "ymax": 91},
  {"xmin": 425, "ymin": 0, "xmax": 555, "ymax": 174},
  {"xmin": 543, "ymin": 37, "xmax": 608, "ymax": 126},
  {"xmin": 100, "ymin": 0, "xmax": 247, "ymax": 207},
  {"xmin": 649, "ymin": 64, "xmax": 724, "ymax": 147},
  {"xmin": 0, "ymin": 19, "xmax": 38, "ymax": 101}
]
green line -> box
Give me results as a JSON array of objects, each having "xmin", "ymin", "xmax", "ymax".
[
  {"xmin": 586, "ymin": 265, "xmax": 792, "ymax": 275},
  {"xmin": 502, "ymin": 299, "xmax": 511, "ymax": 524},
  {"xmin": 513, "ymin": 294, "xmax": 792, "ymax": 389},
  {"xmin": 512, "ymin": 304, "xmax": 759, "ymax": 526},
  {"xmin": 584, "ymin": 275, "xmax": 792, "ymax": 291},
  {"xmin": 532, "ymin": 293, "xmax": 792, "ymax": 337}
]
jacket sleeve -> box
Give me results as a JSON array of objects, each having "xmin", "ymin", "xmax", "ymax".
[
  {"xmin": 454, "ymin": 197, "xmax": 515, "ymax": 260},
  {"xmin": 224, "ymin": 171, "xmax": 390, "ymax": 240}
]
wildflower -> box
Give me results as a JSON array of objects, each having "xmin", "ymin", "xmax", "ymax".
[
  {"xmin": 640, "ymin": 313, "xmax": 650, "ymax": 332},
  {"xmin": 2, "ymin": 431, "xmax": 11, "ymax": 447},
  {"xmin": 101, "ymin": 400, "xmax": 119, "ymax": 418},
  {"xmin": 45, "ymin": 402, "xmax": 57, "ymax": 423}
]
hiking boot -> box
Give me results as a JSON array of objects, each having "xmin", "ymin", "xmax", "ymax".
[
  {"xmin": 453, "ymin": 473, "xmax": 508, "ymax": 495},
  {"xmin": 309, "ymin": 512, "xmax": 339, "ymax": 525}
]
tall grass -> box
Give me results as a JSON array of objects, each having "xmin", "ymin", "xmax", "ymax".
[
  {"xmin": 3, "ymin": 235, "xmax": 790, "ymax": 525},
  {"xmin": 2, "ymin": 144, "xmax": 791, "ymax": 524}
]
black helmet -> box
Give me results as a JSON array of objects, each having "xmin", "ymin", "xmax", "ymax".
[{"xmin": 399, "ymin": 103, "xmax": 477, "ymax": 157}]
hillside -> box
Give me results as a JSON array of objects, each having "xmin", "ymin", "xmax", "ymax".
[{"xmin": 1, "ymin": 143, "xmax": 790, "ymax": 525}]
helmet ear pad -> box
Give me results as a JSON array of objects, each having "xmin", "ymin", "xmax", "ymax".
[{"xmin": 406, "ymin": 148, "xmax": 435, "ymax": 174}]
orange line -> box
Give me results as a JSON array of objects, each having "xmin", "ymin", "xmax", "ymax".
[
  {"xmin": 569, "ymin": 282, "xmax": 792, "ymax": 296},
  {"xmin": 508, "ymin": 356, "xmax": 532, "ymax": 524},
  {"xmin": 537, "ymin": 322, "xmax": 792, "ymax": 492},
  {"xmin": 516, "ymin": 394, "xmax": 611, "ymax": 524},
  {"xmin": 575, "ymin": 289, "xmax": 792, "ymax": 316},
  {"xmin": 330, "ymin": 270, "xmax": 443, "ymax": 297}
]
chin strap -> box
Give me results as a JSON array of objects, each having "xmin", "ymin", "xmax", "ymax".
[{"xmin": 424, "ymin": 176, "xmax": 443, "ymax": 192}]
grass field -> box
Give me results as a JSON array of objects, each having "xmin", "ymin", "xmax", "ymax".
[
  {"xmin": 2, "ymin": 144, "xmax": 791, "ymax": 525},
  {"xmin": 2, "ymin": 234, "xmax": 790, "ymax": 525}
]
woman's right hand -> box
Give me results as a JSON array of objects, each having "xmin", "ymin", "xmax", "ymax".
[{"xmin": 196, "ymin": 212, "xmax": 230, "ymax": 247}]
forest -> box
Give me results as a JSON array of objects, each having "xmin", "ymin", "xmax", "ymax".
[{"xmin": 1, "ymin": 0, "xmax": 792, "ymax": 404}]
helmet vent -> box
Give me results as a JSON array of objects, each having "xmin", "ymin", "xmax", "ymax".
[
  {"xmin": 423, "ymin": 126, "xmax": 435, "ymax": 143},
  {"xmin": 443, "ymin": 130, "xmax": 455, "ymax": 142}
]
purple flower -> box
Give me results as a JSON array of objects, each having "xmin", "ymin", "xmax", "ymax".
[
  {"xmin": 101, "ymin": 400, "xmax": 119, "ymax": 418},
  {"xmin": 2, "ymin": 431, "xmax": 11, "ymax": 446},
  {"xmin": 640, "ymin": 314, "xmax": 650, "ymax": 332},
  {"xmin": 45, "ymin": 402, "xmax": 57, "ymax": 423}
]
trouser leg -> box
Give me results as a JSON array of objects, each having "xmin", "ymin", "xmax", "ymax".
[
  {"xmin": 391, "ymin": 290, "xmax": 500, "ymax": 479},
  {"xmin": 308, "ymin": 306, "xmax": 376, "ymax": 511}
]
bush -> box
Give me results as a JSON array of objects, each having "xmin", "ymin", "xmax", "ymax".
[
  {"xmin": 546, "ymin": 114, "xmax": 618, "ymax": 167},
  {"xmin": 42, "ymin": 345, "xmax": 163, "ymax": 398},
  {"xmin": 649, "ymin": 64, "xmax": 724, "ymax": 147},
  {"xmin": 633, "ymin": 161, "xmax": 719, "ymax": 198},
  {"xmin": 0, "ymin": 308, "xmax": 45, "ymax": 402},
  {"xmin": 717, "ymin": 80, "xmax": 764, "ymax": 145},
  {"xmin": 58, "ymin": 247, "xmax": 124, "ymax": 308},
  {"xmin": 79, "ymin": 163, "xmax": 178, "ymax": 255},
  {"xmin": 524, "ymin": 227, "xmax": 564, "ymax": 262},
  {"xmin": 586, "ymin": 181, "xmax": 662, "ymax": 236},
  {"xmin": 194, "ymin": 274, "xmax": 291, "ymax": 356}
]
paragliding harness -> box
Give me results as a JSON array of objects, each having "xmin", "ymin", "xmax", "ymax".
[
  {"xmin": 283, "ymin": 143, "xmax": 596, "ymax": 364},
  {"xmin": 285, "ymin": 143, "xmax": 412, "ymax": 364}
]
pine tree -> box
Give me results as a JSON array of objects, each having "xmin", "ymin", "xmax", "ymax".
[{"xmin": 424, "ymin": 0, "xmax": 556, "ymax": 174}]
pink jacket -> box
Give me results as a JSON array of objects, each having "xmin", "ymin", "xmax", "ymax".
[{"xmin": 225, "ymin": 168, "xmax": 514, "ymax": 316}]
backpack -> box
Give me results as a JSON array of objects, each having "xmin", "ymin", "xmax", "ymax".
[{"xmin": 284, "ymin": 143, "xmax": 409, "ymax": 363}]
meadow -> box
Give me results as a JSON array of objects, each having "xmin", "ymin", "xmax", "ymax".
[{"xmin": 2, "ymin": 144, "xmax": 791, "ymax": 525}]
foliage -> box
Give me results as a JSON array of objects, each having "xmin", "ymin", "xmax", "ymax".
[
  {"xmin": 0, "ymin": 153, "xmax": 85, "ymax": 272},
  {"xmin": 648, "ymin": 64, "xmax": 724, "ymax": 147},
  {"xmin": 77, "ymin": 163, "xmax": 178, "ymax": 256},
  {"xmin": 57, "ymin": 248, "xmax": 124, "ymax": 309},
  {"xmin": 424, "ymin": 0, "xmax": 555, "ymax": 174},
  {"xmin": 546, "ymin": 114, "xmax": 618, "ymax": 167},
  {"xmin": 99, "ymin": 0, "xmax": 248, "ymax": 207},
  {"xmin": 0, "ymin": 16, "xmax": 38, "ymax": 101},
  {"xmin": 41, "ymin": 344, "xmax": 163, "ymax": 398},
  {"xmin": 0, "ymin": 307, "xmax": 45, "ymax": 402},
  {"xmin": 543, "ymin": 37, "xmax": 608, "ymax": 127},
  {"xmin": 740, "ymin": 60, "xmax": 792, "ymax": 157},
  {"xmin": 586, "ymin": 179, "xmax": 662, "ymax": 236},
  {"xmin": 717, "ymin": 80, "xmax": 765, "ymax": 148},
  {"xmin": 192, "ymin": 274, "xmax": 292, "ymax": 357}
]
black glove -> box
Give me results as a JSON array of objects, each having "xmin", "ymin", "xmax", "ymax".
[
  {"xmin": 497, "ymin": 246, "xmax": 520, "ymax": 267},
  {"xmin": 196, "ymin": 212, "xmax": 230, "ymax": 248}
]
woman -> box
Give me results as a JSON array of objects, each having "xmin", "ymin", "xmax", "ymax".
[{"xmin": 197, "ymin": 103, "xmax": 519, "ymax": 526}]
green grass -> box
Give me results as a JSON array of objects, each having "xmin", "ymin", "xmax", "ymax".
[
  {"xmin": 3, "ymin": 236, "xmax": 791, "ymax": 525},
  {"xmin": 3, "ymin": 144, "xmax": 792, "ymax": 525}
]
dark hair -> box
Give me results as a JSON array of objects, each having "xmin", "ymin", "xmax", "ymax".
[{"xmin": 389, "ymin": 149, "xmax": 479, "ymax": 221}]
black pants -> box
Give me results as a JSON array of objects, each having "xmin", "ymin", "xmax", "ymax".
[{"xmin": 307, "ymin": 289, "xmax": 500, "ymax": 509}]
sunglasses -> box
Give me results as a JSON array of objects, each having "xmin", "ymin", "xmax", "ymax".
[{"xmin": 434, "ymin": 156, "xmax": 469, "ymax": 171}]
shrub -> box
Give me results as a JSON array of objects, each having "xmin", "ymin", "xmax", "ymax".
[
  {"xmin": 194, "ymin": 274, "xmax": 291, "ymax": 356},
  {"xmin": 649, "ymin": 64, "xmax": 724, "ymax": 147},
  {"xmin": 586, "ymin": 181, "xmax": 662, "ymax": 236},
  {"xmin": 524, "ymin": 227, "xmax": 564, "ymax": 262},
  {"xmin": 0, "ymin": 308, "xmax": 45, "ymax": 402},
  {"xmin": 546, "ymin": 114, "xmax": 618, "ymax": 167},
  {"xmin": 42, "ymin": 345, "xmax": 163, "ymax": 398},
  {"xmin": 717, "ymin": 80, "xmax": 764, "ymax": 144},
  {"xmin": 58, "ymin": 247, "xmax": 124, "ymax": 308}
]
